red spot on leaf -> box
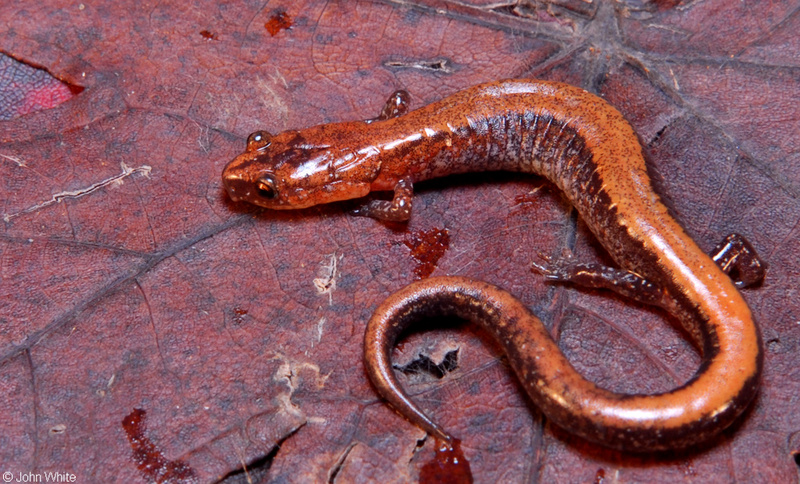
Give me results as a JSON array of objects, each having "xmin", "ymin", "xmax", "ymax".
[
  {"xmin": 0, "ymin": 53, "xmax": 83, "ymax": 121},
  {"xmin": 420, "ymin": 438, "xmax": 472, "ymax": 484},
  {"xmin": 265, "ymin": 11, "xmax": 293, "ymax": 36},
  {"xmin": 199, "ymin": 30, "xmax": 218, "ymax": 40},
  {"xmin": 514, "ymin": 191, "xmax": 540, "ymax": 206},
  {"xmin": 122, "ymin": 409, "xmax": 197, "ymax": 483},
  {"xmin": 232, "ymin": 307, "xmax": 248, "ymax": 325},
  {"xmin": 403, "ymin": 228, "xmax": 450, "ymax": 279},
  {"xmin": 595, "ymin": 468, "xmax": 606, "ymax": 484}
]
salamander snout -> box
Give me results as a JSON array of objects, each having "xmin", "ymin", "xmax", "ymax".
[{"xmin": 221, "ymin": 171, "xmax": 250, "ymax": 202}]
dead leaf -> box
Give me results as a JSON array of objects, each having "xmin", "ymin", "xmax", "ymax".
[{"xmin": 1, "ymin": 0, "xmax": 798, "ymax": 482}]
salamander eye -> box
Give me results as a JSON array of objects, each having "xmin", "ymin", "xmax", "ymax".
[
  {"xmin": 256, "ymin": 176, "xmax": 278, "ymax": 200},
  {"xmin": 246, "ymin": 131, "xmax": 272, "ymax": 152}
]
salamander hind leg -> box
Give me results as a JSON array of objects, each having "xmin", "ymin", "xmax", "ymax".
[
  {"xmin": 532, "ymin": 233, "xmax": 767, "ymax": 305},
  {"xmin": 351, "ymin": 177, "xmax": 414, "ymax": 222},
  {"xmin": 532, "ymin": 252, "xmax": 672, "ymax": 308},
  {"xmin": 711, "ymin": 233, "xmax": 766, "ymax": 288}
]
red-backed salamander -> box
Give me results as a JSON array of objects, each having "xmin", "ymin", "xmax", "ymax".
[{"xmin": 222, "ymin": 79, "xmax": 765, "ymax": 451}]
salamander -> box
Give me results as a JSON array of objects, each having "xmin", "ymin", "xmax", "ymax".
[{"xmin": 222, "ymin": 79, "xmax": 764, "ymax": 451}]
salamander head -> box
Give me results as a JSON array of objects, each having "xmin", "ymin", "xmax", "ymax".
[{"xmin": 222, "ymin": 127, "xmax": 376, "ymax": 209}]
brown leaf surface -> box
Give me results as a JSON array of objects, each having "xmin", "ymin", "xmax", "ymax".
[{"xmin": 2, "ymin": 1, "xmax": 799, "ymax": 482}]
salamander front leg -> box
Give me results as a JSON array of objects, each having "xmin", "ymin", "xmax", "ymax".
[
  {"xmin": 366, "ymin": 90, "xmax": 411, "ymax": 123},
  {"xmin": 351, "ymin": 177, "xmax": 414, "ymax": 222}
]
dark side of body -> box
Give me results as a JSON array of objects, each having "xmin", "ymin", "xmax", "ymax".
[{"xmin": 221, "ymin": 79, "xmax": 765, "ymax": 452}]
